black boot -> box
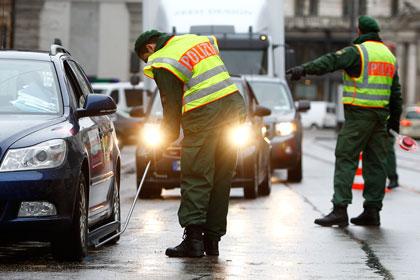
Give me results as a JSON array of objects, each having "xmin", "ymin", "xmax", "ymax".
[
  {"xmin": 165, "ymin": 225, "xmax": 204, "ymax": 258},
  {"xmin": 350, "ymin": 207, "xmax": 380, "ymax": 226},
  {"xmin": 387, "ymin": 178, "xmax": 399, "ymax": 189},
  {"xmin": 204, "ymin": 235, "xmax": 219, "ymax": 256},
  {"xmin": 314, "ymin": 205, "xmax": 348, "ymax": 227}
]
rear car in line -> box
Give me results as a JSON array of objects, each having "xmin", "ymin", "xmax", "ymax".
[
  {"xmin": 135, "ymin": 76, "xmax": 272, "ymax": 199},
  {"xmin": 0, "ymin": 45, "xmax": 121, "ymax": 261},
  {"xmin": 245, "ymin": 76, "xmax": 309, "ymax": 182},
  {"xmin": 400, "ymin": 106, "xmax": 420, "ymax": 139},
  {"xmin": 92, "ymin": 82, "xmax": 149, "ymax": 148}
]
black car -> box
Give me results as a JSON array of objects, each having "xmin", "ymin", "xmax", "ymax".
[
  {"xmin": 245, "ymin": 76, "xmax": 309, "ymax": 182},
  {"xmin": 0, "ymin": 45, "xmax": 121, "ymax": 261},
  {"xmin": 135, "ymin": 76, "xmax": 272, "ymax": 199}
]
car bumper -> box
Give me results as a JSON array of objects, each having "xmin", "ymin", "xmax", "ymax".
[
  {"xmin": 270, "ymin": 134, "xmax": 300, "ymax": 169},
  {"xmin": 138, "ymin": 146, "xmax": 257, "ymax": 189},
  {"xmin": 0, "ymin": 167, "xmax": 78, "ymax": 240}
]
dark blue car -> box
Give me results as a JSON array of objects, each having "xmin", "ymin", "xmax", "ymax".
[{"xmin": 0, "ymin": 45, "xmax": 121, "ymax": 261}]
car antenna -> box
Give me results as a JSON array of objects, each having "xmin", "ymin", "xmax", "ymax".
[{"xmin": 0, "ymin": 0, "xmax": 5, "ymax": 49}]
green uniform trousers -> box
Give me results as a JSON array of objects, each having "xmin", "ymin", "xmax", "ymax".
[
  {"xmin": 178, "ymin": 125, "xmax": 238, "ymax": 240},
  {"xmin": 332, "ymin": 109, "xmax": 389, "ymax": 210},
  {"xmin": 387, "ymin": 136, "xmax": 398, "ymax": 180}
]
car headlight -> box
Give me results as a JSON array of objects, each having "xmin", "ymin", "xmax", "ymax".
[
  {"xmin": 230, "ymin": 122, "xmax": 253, "ymax": 147},
  {"xmin": 0, "ymin": 139, "xmax": 67, "ymax": 172},
  {"xmin": 275, "ymin": 122, "xmax": 296, "ymax": 136},
  {"xmin": 142, "ymin": 123, "xmax": 164, "ymax": 147}
]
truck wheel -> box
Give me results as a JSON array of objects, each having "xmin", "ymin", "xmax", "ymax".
[
  {"xmin": 244, "ymin": 160, "xmax": 258, "ymax": 199},
  {"xmin": 52, "ymin": 171, "xmax": 88, "ymax": 261},
  {"xmin": 139, "ymin": 182, "xmax": 162, "ymax": 199},
  {"xmin": 103, "ymin": 174, "xmax": 121, "ymax": 245},
  {"xmin": 258, "ymin": 160, "xmax": 271, "ymax": 196},
  {"xmin": 287, "ymin": 157, "xmax": 302, "ymax": 182}
]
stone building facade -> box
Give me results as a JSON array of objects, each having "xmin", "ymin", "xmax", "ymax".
[
  {"xmin": 284, "ymin": 0, "xmax": 420, "ymax": 105},
  {"xmin": 11, "ymin": 0, "xmax": 142, "ymax": 81}
]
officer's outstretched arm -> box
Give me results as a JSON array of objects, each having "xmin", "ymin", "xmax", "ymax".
[
  {"xmin": 153, "ymin": 68, "xmax": 183, "ymax": 144},
  {"xmin": 302, "ymin": 46, "xmax": 359, "ymax": 76}
]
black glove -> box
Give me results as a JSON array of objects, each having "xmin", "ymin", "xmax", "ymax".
[
  {"xmin": 387, "ymin": 118, "xmax": 400, "ymax": 135},
  {"xmin": 286, "ymin": 66, "xmax": 306, "ymax": 81}
]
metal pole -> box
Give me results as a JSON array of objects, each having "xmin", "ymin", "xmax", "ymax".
[{"xmin": 94, "ymin": 160, "xmax": 151, "ymax": 248}]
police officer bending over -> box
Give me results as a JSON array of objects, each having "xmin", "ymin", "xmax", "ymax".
[
  {"xmin": 287, "ymin": 16, "xmax": 403, "ymax": 227},
  {"xmin": 135, "ymin": 30, "xmax": 246, "ymax": 257}
]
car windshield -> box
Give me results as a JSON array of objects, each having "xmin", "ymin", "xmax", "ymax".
[
  {"xmin": 220, "ymin": 50, "xmax": 268, "ymax": 75},
  {"xmin": 248, "ymin": 81, "xmax": 293, "ymax": 112},
  {"xmin": 0, "ymin": 59, "xmax": 61, "ymax": 115},
  {"xmin": 406, "ymin": 109, "xmax": 420, "ymax": 120}
]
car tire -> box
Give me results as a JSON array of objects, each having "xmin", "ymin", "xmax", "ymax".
[
  {"xmin": 51, "ymin": 171, "xmax": 88, "ymax": 261},
  {"xmin": 103, "ymin": 174, "xmax": 121, "ymax": 245},
  {"xmin": 258, "ymin": 160, "xmax": 271, "ymax": 196},
  {"xmin": 244, "ymin": 159, "xmax": 258, "ymax": 199},
  {"xmin": 287, "ymin": 156, "xmax": 302, "ymax": 182}
]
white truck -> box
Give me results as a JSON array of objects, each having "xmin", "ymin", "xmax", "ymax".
[{"xmin": 142, "ymin": 0, "xmax": 285, "ymax": 79}]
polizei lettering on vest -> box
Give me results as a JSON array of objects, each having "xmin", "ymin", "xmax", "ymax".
[
  {"xmin": 368, "ymin": 62, "xmax": 395, "ymax": 77},
  {"xmin": 179, "ymin": 42, "xmax": 217, "ymax": 70}
]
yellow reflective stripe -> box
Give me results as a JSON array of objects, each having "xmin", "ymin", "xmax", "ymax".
[
  {"xmin": 187, "ymin": 65, "xmax": 228, "ymax": 89},
  {"xmin": 145, "ymin": 57, "xmax": 193, "ymax": 79},
  {"xmin": 343, "ymin": 80, "xmax": 390, "ymax": 90},
  {"xmin": 207, "ymin": 35, "xmax": 219, "ymax": 52},
  {"xmin": 183, "ymin": 78, "xmax": 235, "ymax": 105},
  {"xmin": 183, "ymin": 84, "xmax": 238, "ymax": 113},
  {"xmin": 343, "ymin": 91, "xmax": 390, "ymax": 101}
]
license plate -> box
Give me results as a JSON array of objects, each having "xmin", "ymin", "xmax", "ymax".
[{"xmin": 172, "ymin": 160, "xmax": 181, "ymax": 171}]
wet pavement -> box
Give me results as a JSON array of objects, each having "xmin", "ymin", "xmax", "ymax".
[{"xmin": 0, "ymin": 130, "xmax": 419, "ymax": 279}]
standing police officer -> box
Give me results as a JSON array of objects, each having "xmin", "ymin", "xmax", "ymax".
[
  {"xmin": 287, "ymin": 16, "xmax": 403, "ymax": 226},
  {"xmin": 135, "ymin": 30, "xmax": 245, "ymax": 257}
]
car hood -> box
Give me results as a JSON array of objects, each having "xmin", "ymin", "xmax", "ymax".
[
  {"xmin": 0, "ymin": 114, "xmax": 64, "ymax": 161},
  {"xmin": 264, "ymin": 109, "xmax": 296, "ymax": 123}
]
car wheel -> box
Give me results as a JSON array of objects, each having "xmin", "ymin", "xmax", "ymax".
[
  {"xmin": 52, "ymin": 171, "xmax": 88, "ymax": 261},
  {"xmin": 258, "ymin": 160, "xmax": 271, "ymax": 196},
  {"xmin": 103, "ymin": 175, "xmax": 121, "ymax": 245},
  {"xmin": 287, "ymin": 156, "xmax": 302, "ymax": 182},
  {"xmin": 244, "ymin": 159, "xmax": 258, "ymax": 199}
]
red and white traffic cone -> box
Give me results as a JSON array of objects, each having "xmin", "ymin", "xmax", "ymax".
[
  {"xmin": 352, "ymin": 153, "xmax": 390, "ymax": 192},
  {"xmin": 352, "ymin": 153, "xmax": 364, "ymax": 190}
]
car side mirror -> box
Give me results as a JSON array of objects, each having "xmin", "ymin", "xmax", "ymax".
[
  {"xmin": 77, "ymin": 94, "xmax": 117, "ymax": 118},
  {"xmin": 254, "ymin": 105, "xmax": 271, "ymax": 117},
  {"xmin": 296, "ymin": 100, "xmax": 310, "ymax": 112},
  {"xmin": 129, "ymin": 106, "xmax": 145, "ymax": 118}
]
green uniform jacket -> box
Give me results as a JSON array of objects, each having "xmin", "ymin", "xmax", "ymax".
[
  {"xmin": 151, "ymin": 35, "xmax": 246, "ymax": 143},
  {"xmin": 302, "ymin": 32, "xmax": 403, "ymax": 124}
]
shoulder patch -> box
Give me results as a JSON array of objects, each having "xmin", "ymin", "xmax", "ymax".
[{"xmin": 336, "ymin": 49, "xmax": 346, "ymax": 55}]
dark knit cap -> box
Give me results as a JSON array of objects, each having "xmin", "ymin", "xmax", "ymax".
[
  {"xmin": 358, "ymin": 15, "xmax": 380, "ymax": 33},
  {"xmin": 134, "ymin": 29, "xmax": 165, "ymax": 54}
]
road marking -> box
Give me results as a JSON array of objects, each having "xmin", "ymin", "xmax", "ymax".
[{"xmin": 284, "ymin": 181, "xmax": 394, "ymax": 280}]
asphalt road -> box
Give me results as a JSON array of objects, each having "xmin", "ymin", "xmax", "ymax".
[{"xmin": 0, "ymin": 129, "xmax": 419, "ymax": 279}]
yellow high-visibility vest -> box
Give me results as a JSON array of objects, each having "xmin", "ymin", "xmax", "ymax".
[
  {"xmin": 342, "ymin": 41, "xmax": 396, "ymax": 108},
  {"xmin": 144, "ymin": 34, "xmax": 238, "ymax": 114}
]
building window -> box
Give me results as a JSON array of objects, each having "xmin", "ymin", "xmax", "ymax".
[
  {"xmin": 343, "ymin": 0, "xmax": 367, "ymax": 17},
  {"xmin": 359, "ymin": 0, "xmax": 367, "ymax": 15},
  {"xmin": 309, "ymin": 0, "xmax": 319, "ymax": 15},
  {"xmin": 391, "ymin": 0, "xmax": 399, "ymax": 16},
  {"xmin": 295, "ymin": 0, "xmax": 305, "ymax": 16}
]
